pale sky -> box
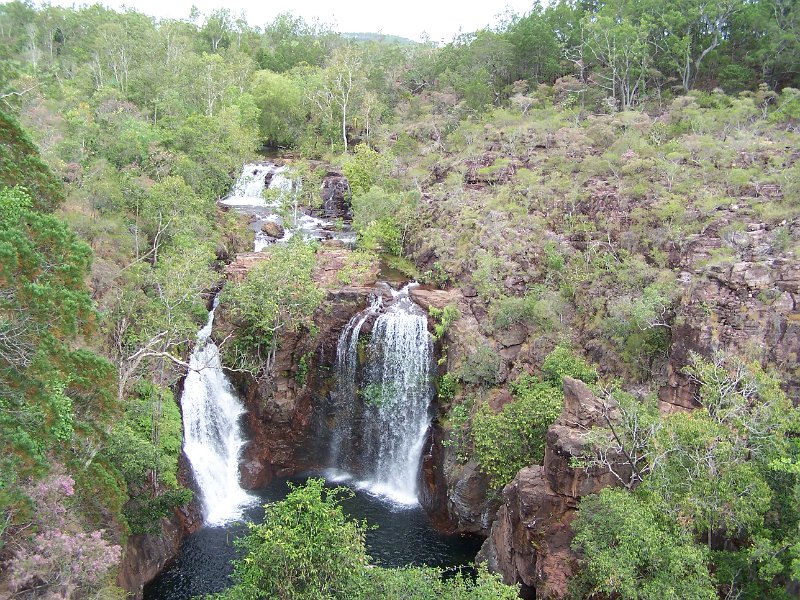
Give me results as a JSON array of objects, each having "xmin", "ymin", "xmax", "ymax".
[{"xmin": 40, "ymin": 0, "xmax": 538, "ymax": 43}]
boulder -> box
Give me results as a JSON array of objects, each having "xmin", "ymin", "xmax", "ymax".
[{"xmin": 261, "ymin": 220, "xmax": 285, "ymax": 238}]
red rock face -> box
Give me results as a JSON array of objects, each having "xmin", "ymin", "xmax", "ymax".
[
  {"xmin": 478, "ymin": 378, "xmax": 625, "ymax": 599},
  {"xmin": 660, "ymin": 226, "xmax": 800, "ymax": 411},
  {"xmin": 117, "ymin": 514, "xmax": 183, "ymax": 599},
  {"xmin": 229, "ymin": 287, "xmax": 376, "ymax": 489}
]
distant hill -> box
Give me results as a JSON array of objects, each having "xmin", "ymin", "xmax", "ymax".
[{"xmin": 342, "ymin": 32, "xmax": 417, "ymax": 45}]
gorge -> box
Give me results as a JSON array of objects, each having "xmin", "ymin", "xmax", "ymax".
[
  {"xmin": 2, "ymin": 4, "xmax": 798, "ymax": 598},
  {"xmin": 144, "ymin": 166, "xmax": 481, "ymax": 598}
]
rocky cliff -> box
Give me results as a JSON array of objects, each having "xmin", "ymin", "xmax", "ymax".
[
  {"xmin": 660, "ymin": 215, "xmax": 799, "ymax": 412},
  {"xmin": 217, "ymin": 242, "xmax": 379, "ymax": 489},
  {"xmin": 477, "ymin": 377, "xmax": 625, "ymax": 599}
]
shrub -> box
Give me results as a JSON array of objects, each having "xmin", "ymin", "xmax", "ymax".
[
  {"xmin": 456, "ymin": 344, "xmax": 503, "ymax": 387},
  {"xmin": 472, "ymin": 376, "xmax": 563, "ymax": 486},
  {"xmin": 541, "ymin": 344, "xmax": 598, "ymax": 387},
  {"xmin": 429, "ymin": 304, "xmax": 460, "ymax": 340},
  {"xmin": 438, "ymin": 372, "xmax": 458, "ymax": 402},
  {"xmin": 343, "ymin": 143, "xmax": 392, "ymax": 197},
  {"xmin": 7, "ymin": 472, "xmax": 123, "ymax": 599}
]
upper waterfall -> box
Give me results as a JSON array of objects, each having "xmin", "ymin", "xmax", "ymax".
[{"xmin": 220, "ymin": 162, "xmax": 356, "ymax": 251}]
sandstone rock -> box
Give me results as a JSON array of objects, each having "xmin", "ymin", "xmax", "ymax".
[
  {"xmin": 216, "ymin": 246, "xmax": 380, "ymax": 490},
  {"xmin": 260, "ymin": 220, "xmax": 285, "ymax": 238},
  {"xmin": 479, "ymin": 377, "xmax": 623, "ymax": 599},
  {"xmin": 446, "ymin": 460, "xmax": 499, "ymax": 535},
  {"xmin": 477, "ymin": 466, "xmax": 576, "ymax": 600},
  {"xmin": 660, "ymin": 252, "xmax": 800, "ymax": 410},
  {"xmin": 495, "ymin": 322, "xmax": 527, "ymax": 347},
  {"xmin": 118, "ymin": 515, "xmax": 183, "ymax": 598},
  {"xmin": 408, "ymin": 286, "xmax": 461, "ymax": 311}
]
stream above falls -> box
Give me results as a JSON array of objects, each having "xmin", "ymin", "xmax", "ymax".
[{"xmin": 219, "ymin": 162, "xmax": 356, "ymax": 250}]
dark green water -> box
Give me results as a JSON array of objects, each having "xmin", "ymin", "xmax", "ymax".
[{"xmin": 144, "ymin": 475, "xmax": 482, "ymax": 599}]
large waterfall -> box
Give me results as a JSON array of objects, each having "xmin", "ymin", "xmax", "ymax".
[
  {"xmin": 328, "ymin": 284, "xmax": 434, "ymax": 505},
  {"xmin": 181, "ymin": 297, "xmax": 252, "ymax": 525}
]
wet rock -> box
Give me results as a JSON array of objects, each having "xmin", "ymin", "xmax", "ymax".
[
  {"xmin": 261, "ymin": 220, "xmax": 285, "ymax": 238},
  {"xmin": 118, "ymin": 515, "xmax": 183, "ymax": 599},
  {"xmin": 446, "ymin": 460, "xmax": 499, "ymax": 535},
  {"xmin": 216, "ymin": 245, "xmax": 380, "ymax": 490},
  {"xmin": 321, "ymin": 173, "xmax": 351, "ymax": 219},
  {"xmin": 419, "ymin": 423, "xmax": 455, "ymax": 531}
]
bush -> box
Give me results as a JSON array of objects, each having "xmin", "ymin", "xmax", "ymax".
[
  {"xmin": 429, "ymin": 305, "xmax": 460, "ymax": 340},
  {"xmin": 210, "ymin": 479, "xmax": 368, "ymax": 600},
  {"xmin": 541, "ymin": 344, "xmax": 598, "ymax": 387},
  {"xmin": 456, "ymin": 344, "xmax": 503, "ymax": 387},
  {"xmin": 472, "ymin": 376, "xmax": 563, "ymax": 486},
  {"xmin": 343, "ymin": 143, "xmax": 392, "ymax": 197}
]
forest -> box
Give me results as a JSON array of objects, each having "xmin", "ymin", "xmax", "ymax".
[{"xmin": 0, "ymin": 0, "xmax": 799, "ymax": 598}]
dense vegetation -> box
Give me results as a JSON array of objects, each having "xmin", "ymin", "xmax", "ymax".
[
  {"xmin": 0, "ymin": 0, "xmax": 798, "ymax": 598},
  {"xmin": 209, "ymin": 479, "xmax": 518, "ymax": 600}
]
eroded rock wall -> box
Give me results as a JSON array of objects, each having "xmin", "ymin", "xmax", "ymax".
[
  {"xmin": 660, "ymin": 218, "xmax": 800, "ymax": 412},
  {"xmin": 477, "ymin": 378, "xmax": 625, "ymax": 599}
]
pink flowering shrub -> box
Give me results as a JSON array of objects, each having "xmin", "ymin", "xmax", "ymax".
[{"xmin": 8, "ymin": 471, "xmax": 122, "ymax": 599}]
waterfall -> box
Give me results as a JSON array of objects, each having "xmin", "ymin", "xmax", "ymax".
[
  {"xmin": 328, "ymin": 293, "xmax": 384, "ymax": 469},
  {"xmin": 181, "ymin": 297, "xmax": 253, "ymax": 525},
  {"xmin": 327, "ymin": 284, "xmax": 434, "ymax": 505},
  {"xmin": 220, "ymin": 163, "xmax": 282, "ymax": 208}
]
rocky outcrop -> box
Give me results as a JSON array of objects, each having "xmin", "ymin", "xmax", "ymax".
[
  {"xmin": 117, "ymin": 514, "xmax": 183, "ymax": 598},
  {"xmin": 320, "ymin": 172, "xmax": 351, "ymax": 219},
  {"xmin": 478, "ymin": 377, "xmax": 624, "ymax": 599},
  {"xmin": 660, "ymin": 220, "xmax": 800, "ymax": 411},
  {"xmin": 260, "ymin": 220, "xmax": 285, "ymax": 239},
  {"xmin": 218, "ymin": 242, "xmax": 379, "ymax": 488}
]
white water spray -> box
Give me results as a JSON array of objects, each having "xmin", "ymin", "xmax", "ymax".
[
  {"xmin": 328, "ymin": 284, "xmax": 434, "ymax": 505},
  {"xmin": 181, "ymin": 298, "xmax": 253, "ymax": 525}
]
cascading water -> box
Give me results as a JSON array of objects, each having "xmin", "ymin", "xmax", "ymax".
[
  {"xmin": 220, "ymin": 163, "xmax": 356, "ymax": 251},
  {"xmin": 181, "ymin": 297, "xmax": 252, "ymax": 525},
  {"xmin": 328, "ymin": 292, "xmax": 384, "ymax": 469},
  {"xmin": 220, "ymin": 163, "xmax": 282, "ymax": 207},
  {"xmin": 327, "ymin": 284, "xmax": 434, "ymax": 505}
]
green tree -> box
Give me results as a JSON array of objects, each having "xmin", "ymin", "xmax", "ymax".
[
  {"xmin": 0, "ymin": 186, "xmax": 119, "ymax": 538},
  {"xmin": 576, "ymin": 353, "xmax": 800, "ymax": 597},
  {"xmin": 258, "ymin": 13, "xmax": 337, "ymax": 73},
  {"xmin": 251, "ymin": 69, "xmax": 304, "ymax": 147},
  {"xmin": 211, "ymin": 478, "xmax": 369, "ymax": 600},
  {"xmin": 223, "ymin": 237, "xmax": 324, "ymax": 374},
  {"xmin": 210, "ymin": 478, "xmax": 518, "ymax": 600},
  {"xmin": 571, "ymin": 489, "xmax": 717, "ymax": 600},
  {"xmin": 503, "ymin": 3, "xmax": 564, "ymax": 84},
  {"xmin": 648, "ymin": 0, "xmax": 742, "ymax": 91},
  {"xmin": 583, "ymin": 12, "xmax": 653, "ymax": 108}
]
